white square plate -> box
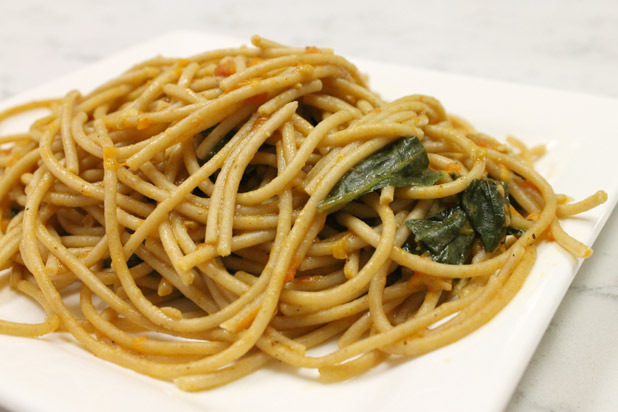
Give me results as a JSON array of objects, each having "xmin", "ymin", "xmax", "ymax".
[{"xmin": 0, "ymin": 31, "xmax": 616, "ymax": 412}]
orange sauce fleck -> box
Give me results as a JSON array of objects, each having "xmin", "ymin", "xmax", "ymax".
[
  {"xmin": 250, "ymin": 116, "xmax": 268, "ymax": 132},
  {"xmin": 445, "ymin": 162, "xmax": 462, "ymax": 173},
  {"xmin": 543, "ymin": 226, "xmax": 555, "ymax": 241},
  {"xmin": 469, "ymin": 135, "xmax": 495, "ymax": 149},
  {"xmin": 234, "ymin": 304, "xmax": 261, "ymax": 331},
  {"xmin": 214, "ymin": 60, "xmax": 236, "ymax": 77},
  {"xmin": 470, "ymin": 146, "xmax": 487, "ymax": 161},
  {"xmin": 331, "ymin": 235, "xmax": 350, "ymax": 259},
  {"xmin": 413, "ymin": 270, "xmax": 429, "ymax": 276},
  {"xmin": 284, "ymin": 257, "xmax": 300, "ymax": 283},
  {"xmin": 411, "ymin": 271, "xmax": 430, "ymax": 285},
  {"xmin": 369, "ymin": 108, "xmax": 381, "ymax": 114},
  {"xmin": 136, "ymin": 116, "xmax": 153, "ymax": 130},
  {"xmin": 246, "ymin": 92, "xmax": 269, "ymax": 105},
  {"xmin": 132, "ymin": 336, "xmax": 147, "ymax": 352},
  {"xmin": 295, "ymin": 64, "xmax": 315, "ymax": 76},
  {"xmin": 305, "ymin": 46, "xmax": 320, "ymax": 53},
  {"xmin": 248, "ymin": 57, "xmax": 263, "ymax": 67},
  {"xmin": 525, "ymin": 212, "xmax": 540, "ymax": 222},
  {"xmin": 498, "ymin": 166, "xmax": 511, "ymax": 181},
  {"xmin": 103, "ymin": 146, "xmax": 118, "ymax": 170},
  {"xmin": 235, "ymin": 78, "xmax": 262, "ymax": 90},
  {"xmin": 521, "ymin": 179, "xmax": 540, "ymax": 193}
]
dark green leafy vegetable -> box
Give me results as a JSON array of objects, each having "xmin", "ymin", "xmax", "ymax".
[
  {"xmin": 239, "ymin": 165, "xmax": 262, "ymax": 192},
  {"xmin": 404, "ymin": 177, "xmax": 513, "ymax": 265},
  {"xmin": 297, "ymin": 102, "xmax": 321, "ymax": 126},
  {"xmin": 401, "ymin": 239, "xmax": 423, "ymax": 256},
  {"xmin": 385, "ymin": 267, "xmax": 402, "ymax": 286},
  {"xmin": 103, "ymin": 254, "xmax": 143, "ymax": 269},
  {"xmin": 317, "ymin": 137, "xmax": 443, "ymax": 213},
  {"xmin": 198, "ymin": 125, "xmax": 217, "ymax": 138},
  {"xmin": 460, "ymin": 179, "xmax": 509, "ymax": 252},
  {"xmin": 126, "ymin": 254, "xmax": 144, "ymax": 268},
  {"xmin": 506, "ymin": 226, "xmax": 525, "ymax": 236},
  {"xmin": 204, "ymin": 130, "xmax": 234, "ymax": 162},
  {"xmin": 195, "ymin": 125, "xmax": 236, "ymax": 165},
  {"xmin": 405, "ymin": 206, "xmax": 475, "ymax": 265}
]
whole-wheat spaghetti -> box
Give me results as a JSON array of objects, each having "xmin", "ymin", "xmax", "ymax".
[{"xmin": 0, "ymin": 35, "xmax": 606, "ymax": 390}]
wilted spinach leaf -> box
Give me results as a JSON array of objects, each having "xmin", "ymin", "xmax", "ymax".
[
  {"xmin": 198, "ymin": 125, "xmax": 217, "ymax": 139},
  {"xmin": 103, "ymin": 254, "xmax": 143, "ymax": 269},
  {"xmin": 205, "ymin": 131, "xmax": 234, "ymax": 161},
  {"xmin": 506, "ymin": 226, "xmax": 525, "ymax": 236},
  {"xmin": 317, "ymin": 137, "xmax": 443, "ymax": 213},
  {"xmin": 126, "ymin": 254, "xmax": 144, "ymax": 268},
  {"xmin": 404, "ymin": 178, "xmax": 512, "ymax": 265},
  {"xmin": 196, "ymin": 125, "xmax": 236, "ymax": 165},
  {"xmin": 297, "ymin": 102, "xmax": 321, "ymax": 127},
  {"xmin": 401, "ymin": 238, "xmax": 424, "ymax": 255},
  {"xmin": 405, "ymin": 206, "xmax": 475, "ymax": 265},
  {"xmin": 460, "ymin": 179, "xmax": 509, "ymax": 252}
]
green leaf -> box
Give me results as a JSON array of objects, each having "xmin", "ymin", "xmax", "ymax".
[
  {"xmin": 103, "ymin": 254, "xmax": 143, "ymax": 269},
  {"xmin": 405, "ymin": 206, "xmax": 475, "ymax": 265},
  {"xmin": 404, "ymin": 178, "xmax": 512, "ymax": 265},
  {"xmin": 460, "ymin": 179, "xmax": 509, "ymax": 252},
  {"xmin": 406, "ymin": 206, "xmax": 468, "ymax": 254},
  {"xmin": 126, "ymin": 254, "xmax": 144, "ymax": 268},
  {"xmin": 196, "ymin": 125, "xmax": 236, "ymax": 165},
  {"xmin": 401, "ymin": 239, "xmax": 424, "ymax": 255},
  {"xmin": 205, "ymin": 130, "xmax": 234, "ymax": 162},
  {"xmin": 199, "ymin": 125, "xmax": 217, "ymax": 138},
  {"xmin": 317, "ymin": 137, "xmax": 443, "ymax": 213},
  {"xmin": 436, "ymin": 227, "xmax": 475, "ymax": 264},
  {"xmin": 506, "ymin": 226, "xmax": 525, "ymax": 236}
]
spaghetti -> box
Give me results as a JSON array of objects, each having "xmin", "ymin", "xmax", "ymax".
[{"xmin": 0, "ymin": 35, "xmax": 607, "ymax": 390}]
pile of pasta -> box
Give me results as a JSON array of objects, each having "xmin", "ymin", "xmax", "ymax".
[{"xmin": 0, "ymin": 35, "xmax": 606, "ymax": 390}]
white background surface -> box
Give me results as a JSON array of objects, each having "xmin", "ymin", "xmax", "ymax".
[{"xmin": 0, "ymin": 1, "xmax": 617, "ymax": 411}]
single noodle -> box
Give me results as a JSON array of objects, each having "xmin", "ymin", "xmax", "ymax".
[{"xmin": 0, "ymin": 35, "xmax": 607, "ymax": 390}]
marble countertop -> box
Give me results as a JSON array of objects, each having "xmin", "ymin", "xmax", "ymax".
[{"xmin": 0, "ymin": 1, "xmax": 616, "ymax": 411}]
